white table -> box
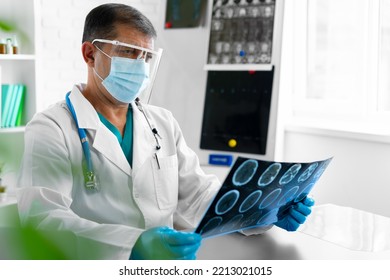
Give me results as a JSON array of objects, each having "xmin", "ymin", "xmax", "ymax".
[
  {"xmin": 198, "ymin": 227, "xmax": 390, "ymax": 259},
  {"xmin": 198, "ymin": 203, "xmax": 390, "ymax": 260}
]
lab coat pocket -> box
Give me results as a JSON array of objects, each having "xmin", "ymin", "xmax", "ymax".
[{"xmin": 152, "ymin": 154, "xmax": 179, "ymax": 210}]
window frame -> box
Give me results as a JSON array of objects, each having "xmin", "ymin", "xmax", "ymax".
[{"xmin": 291, "ymin": 0, "xmax": 390, "ymax": 127}]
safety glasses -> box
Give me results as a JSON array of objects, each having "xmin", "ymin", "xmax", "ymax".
[{"xmin": 92, "ymin": 38, "xmax": 161, "ymax": 61}]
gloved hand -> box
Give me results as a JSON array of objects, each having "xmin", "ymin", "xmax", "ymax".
[
  {"xmin": 130, "ymin": 226, "xmax": 202, "ymax": 260},
  {"xmin": 274, "ymin": 196, "xmax": 315, "ymax": 232}
]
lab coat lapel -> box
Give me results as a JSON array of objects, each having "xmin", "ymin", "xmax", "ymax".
[
  {"xmin": 69, "ymin": 85, "xmax": 99, "ymax": 130},
  {"xmin": 93, "ymin": 126, "xmax": 131, "ymax": 176},
  {"xmin": 131, "ymin": 101, "xmax": 156, "ymax": 173},
  {"xmin": 69, "ymin": 85, "xmax": 131, "ymax": 176}
]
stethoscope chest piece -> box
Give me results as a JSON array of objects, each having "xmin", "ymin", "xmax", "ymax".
[{"xmin": 85, "ymin": 171, "xmax": 99, "ymax": 190}]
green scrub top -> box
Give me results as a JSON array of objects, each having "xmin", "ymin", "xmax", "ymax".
[{"xmin": 97, "ymin": 106, "xmax": 133, "ymax": 167}]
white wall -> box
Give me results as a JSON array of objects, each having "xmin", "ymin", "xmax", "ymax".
[
  {"xmin": 37, "ymin": 0, "xmax": 163, "ymax": 110},
  {"xmin": 35, "ymin": 0, "xmax": 390, "ymax": 218},
  {"xmin": 283, "ymin": 128, "xmax": 390, "ymax": 218},
  {"xmin": 150, "ymin": 22, "xmax": 210, "ymax": 161}
]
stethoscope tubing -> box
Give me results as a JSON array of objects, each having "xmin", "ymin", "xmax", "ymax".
[
  {"xmin": 65, "ymin": 92, "xmax": 94, "ymax": 174},
  {"xmin": 65, "ymin": 92, "xmax": 162, "ymax": 190}
]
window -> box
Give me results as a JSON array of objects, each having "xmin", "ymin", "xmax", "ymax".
[
  {"xmin": 292, "ymin": 0, "xmax": 390, "ymax": 125},
  {"xmin": 378, "ymin": 0, "xmax": 390, "ymax": 112}
]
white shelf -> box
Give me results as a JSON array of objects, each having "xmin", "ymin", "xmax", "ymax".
[
  {"xmin": 0, "ymin": 54, "xmax": 36, "ymax": 61},
  {"xmin": 0, "ymin": 126, "xmax": 25, "ymax": 133},
  {"xmin": 204, "ymin": 64, "xmax": 273, "ymax": 71}
]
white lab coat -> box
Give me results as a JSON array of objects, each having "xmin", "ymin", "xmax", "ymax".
[{"xmin": 16, "ymin": 84, "xmax": 221, "ymax": 259}]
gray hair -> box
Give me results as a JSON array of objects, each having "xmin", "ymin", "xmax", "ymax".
[{"xmin": 82, "ymin": 3, "xmax": 157, "ymax": 43}]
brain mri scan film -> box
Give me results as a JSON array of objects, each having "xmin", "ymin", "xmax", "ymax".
[{"xmin": 195, "ymin": 156, "xmax": 332, "ymax": 238}]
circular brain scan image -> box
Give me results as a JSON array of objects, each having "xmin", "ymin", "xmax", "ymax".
[
  {"xmin": 240, "ymin": 211, "xmax": 262, "ymax": 229},
  {"xmin": 298, "ymin": 162, "xmax": 318, "ymax": 183},
  {"xmin": 239, "ymin": 190, "xmax": 262, "ymax": 213},
  {"xmin": 232, "ymin": 159, "xmax": 259, "ymax": 186},
  {"xmin": 220, "ymin": 214, "xmax": 244, "ymax": 233},
  {"xmin": 215, "ymin": 190, "xmax": 240, "ymax": 215},
  {"xmin": 258, "ymin": 188, "xmax": 282, "ymax": 209},
  {"xmin": 277, "ymin": 186, "xmax": 299, "ymax": 206},
  {"xmin": 312, "ymin": 162, "xmax": 328, "ymax": 182},
  {"xmin": 257, "ymin": 208, "xmax": 279, "ymax": 226},
  {"xmin": 294, "ymin": 183, "xmax": 314, "ymax": 203},
  {"xmin": 279, "ymin": 164, "xmax": 301, "ymax": 185},
  {"xmin": 199, "ymin": 216, "xmax": 223, "ymax": 236},
  {"xmin": 258, "ymin": 163, "xmax": 282, "ymax": 187}
]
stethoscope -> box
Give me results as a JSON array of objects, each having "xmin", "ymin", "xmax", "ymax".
[{"xmin": 65, "ymin": 92, "xmax": 162, "ymax": 190}]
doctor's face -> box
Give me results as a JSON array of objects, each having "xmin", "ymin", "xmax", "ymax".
[{"xmin": 92, "ymin": 24, "xmax": 155, "ymax": 104}]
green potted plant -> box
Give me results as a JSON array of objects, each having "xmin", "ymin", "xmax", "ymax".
[
  {"xmin": 0, "ymin": 20, "xmax": 18, "ymax": 54},
  {"xmin": 0, "ymin": 20, "xmax": 14, "ymax": 32}
]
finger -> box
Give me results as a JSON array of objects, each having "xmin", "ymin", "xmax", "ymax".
[
  {"xmin": 168, "ymin": 242, "xmax": 201, "ymax": 258},
  {"xmin": 163, "ymin": 230, "xmax": 202, "ymax": 246},
  {"xmin": 289, "ymin": 207, "xmax": 307, "ymax": 224},
  {"xmin": 294, "ymin": 202, "xmax": 312, "ymax": 216},
  {"xmin": 283, "ymin": 216, "xmax": 300, "ymax": 232},
  {"xmin": 302, "ymin": 196, "xmax": 315, "ymax": 207},
  {"xmin": 177, "ymin": 253, "xmax": 197, "ymax": 260}
]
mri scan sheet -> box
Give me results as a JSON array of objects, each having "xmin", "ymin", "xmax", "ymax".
[{"xmin": 195, "ymin": 156, "xmax": 332, "ymax": 238}]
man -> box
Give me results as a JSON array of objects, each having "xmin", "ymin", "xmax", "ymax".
[{"xmin": 16, "ymin": 3, "xmax": 313, "ymax": 260}]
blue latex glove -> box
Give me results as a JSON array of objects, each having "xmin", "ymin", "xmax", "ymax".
[
  {"xmin": 274, "ymin": 197, "xmax": 315, "ymax": 232},
  {"xmin": 130, "ymin": 226, "xmax": 202, "ymax": 260}
]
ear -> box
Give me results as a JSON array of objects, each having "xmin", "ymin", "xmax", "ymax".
[{"xmin": 82, "ymin": 42, "xmax": 95, "ymax": 67}]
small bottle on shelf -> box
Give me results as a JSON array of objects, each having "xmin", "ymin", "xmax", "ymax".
[
  {"xmin": 12, "ymin": 36, "xmax": 18, "ymax": 54},
  {"xmin": 6, "ymin": 38, "xmax": 13, "ymax": 54},
  {"xmin": 0, "ymin": 38, "xmax": 6, "ymax": 54},
  {"xmin": 0, "ymin": 163, "xmax": 7, "ymax": 202}
]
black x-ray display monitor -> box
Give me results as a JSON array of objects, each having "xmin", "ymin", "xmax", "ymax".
[{"xmin": 200, "ymin": 68, "xmax": 274, "ymax": 155}]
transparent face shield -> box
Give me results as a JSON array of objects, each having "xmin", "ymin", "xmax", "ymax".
[{"xmin": 92, "ymin": 39, "xmax": 163, "ymax": 103}]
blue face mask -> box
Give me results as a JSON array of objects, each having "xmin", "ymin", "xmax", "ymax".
[{"xmin": 94, "ymin": 55, "xmax": 150, "ymax": 104}]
